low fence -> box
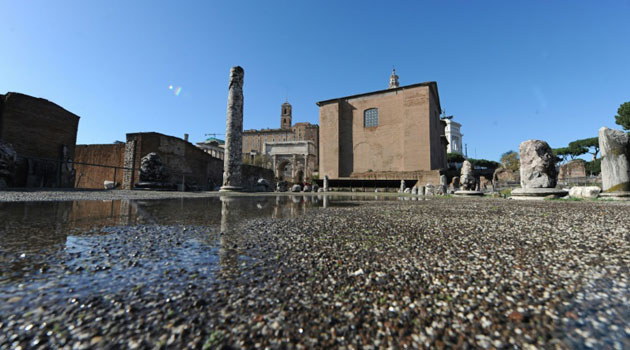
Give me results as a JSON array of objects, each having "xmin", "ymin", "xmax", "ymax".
[
  {"xmin": 6, "ymin": 156, "xmax": 204, "ymax": 191},
  {"xmin": 557, "ymin": 176, "xmax": 601, "ymax": 187}
]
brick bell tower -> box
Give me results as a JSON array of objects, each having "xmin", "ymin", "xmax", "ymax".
[{"xmin": 281, "ymin": 100, "xmax": 292, "ymax": 129}]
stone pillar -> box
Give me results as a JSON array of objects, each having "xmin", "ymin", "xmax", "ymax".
[
  {"xmin": 511, "ymin": 139, "xmax": 567, "ymax": 199},
  {"xmin": 323, "ymin": 175, "xmax": 329, "ymax": 191},
  {"xmin": 122, "ymin": 140, "xmax": 137, "ymax": 190},
  {"xmin": 599, "ymin": 127, "xmax": 630, "ymax": 192},
  {"xmin": 220, "ymin": 66, "xmax": 244, "ymax": 192},
  {"xmin": 304, "ymin": 154, "xmax": 309, "ymax": 179},
  {"xmin": 292, "ymin": 154, "xmax": 297, "ymax": 181},
  {"xmin": 272, "ymin": 155, "xmax": 278, "ymax": 178}
]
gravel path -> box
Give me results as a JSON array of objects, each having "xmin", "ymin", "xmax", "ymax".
[{"xmin": 1, "ymin": 197, "xmax": 629, "ymax": 349}]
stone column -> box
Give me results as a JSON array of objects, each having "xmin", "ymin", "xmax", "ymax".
[
  {"xmin": 272, "ymin": 155, "xmax": 278, "ymax": 178},
  {"xmin": 599, "ymin": 127, "xmax": 630, "ymax": 192},
  {"xmin": 304, "ymin": 154, "xmax": 309, "ymax": 179},
  {"xmin": 220, "ymin": 66, "xmax": 244, "ymax": 192},
  {"xmin": 292, "ymin": 154, "xmax": 297, "ymax": 181},
  {"xmin": 323, "ymin": 175, "xmax": 329, "ymax": 191}
]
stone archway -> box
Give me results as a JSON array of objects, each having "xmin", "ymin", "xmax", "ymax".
[
  {"xmin": 276, "ymin": 160, "xmax": 291, "ymax": 181},
  {"xmin": 266, "ymin": 141, "xmax": 317, "ymax": 184}
]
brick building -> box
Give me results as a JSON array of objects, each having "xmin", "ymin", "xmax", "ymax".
[
  {"xmin": 316, "ymin": 70, "xmax": 447, "ymax": 183},
  {"xmin": 242, "ymin": 101, "xmax": 319, "ymax": 173},
  {"xmin": 0, "ymin": 92, "xmax": 80, "ymax": 187}
]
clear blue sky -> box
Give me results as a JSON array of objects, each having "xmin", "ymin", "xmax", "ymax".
[{"xmin": 2, "ymin": 1, "xmax": 629, "ymax": 161}]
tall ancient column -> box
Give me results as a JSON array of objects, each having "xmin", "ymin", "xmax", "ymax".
[{"xmin": 220, "ymin": 66, "xmax": 244, "ymax": 192}]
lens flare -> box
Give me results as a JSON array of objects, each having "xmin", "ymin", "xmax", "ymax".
[{"xmin": 168, "ymin": 85, "xmax": 182, "ymax": 96}]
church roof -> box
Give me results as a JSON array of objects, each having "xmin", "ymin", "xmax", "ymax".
[{"xmin": 315, "ymin": 81, "xmax": 441, "ymax": 112}]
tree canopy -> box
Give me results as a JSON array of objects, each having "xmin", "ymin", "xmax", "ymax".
[
  {"xmin": 447, "ymin": 152, "xmax": 465, "ymax": 163},
  {"xmin": 500, "ymin": 151, "xmax": 519, "ymax": 171},
  {"xmin": 468, "ymin": 158, "xmax": 500, "ymax": 170},
  {"xmin": 568, "ymin": 137, "xmax": 599, "ymax": 161},
  {"xmin": 614, "ymin": 101, "xmax": 630, "ymax": 131}
]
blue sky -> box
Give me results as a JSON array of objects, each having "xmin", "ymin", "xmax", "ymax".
[{"xmin": 1, "ymin": 1, "xmax": 629, "ymax": 161}]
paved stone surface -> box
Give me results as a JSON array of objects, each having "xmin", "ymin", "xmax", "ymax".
[{"xmin": 1, "ymin": 197, "xmax": 629, "ymax": 349}]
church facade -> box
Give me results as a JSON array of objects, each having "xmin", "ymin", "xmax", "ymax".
[{"xmin": 316, "ymin": 70, "xmax": 447, "ymax": 181}]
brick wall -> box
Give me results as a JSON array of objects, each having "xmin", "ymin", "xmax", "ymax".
[
  {"xmin": 74, "ymin": 143, "xmax": 126, "ymax": 189},
  {"xmin": 75, "ymin": 132, "xmax": 274, "ymax": 191},
  {"xmin": 318, "ymin": 83, "xmax": 445, "ymax": 180},
  {"xmin": 0, "ymin": 92, "xmax": 80, "ymax": 187}
]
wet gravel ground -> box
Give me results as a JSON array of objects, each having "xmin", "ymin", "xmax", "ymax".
[{"xmin": 1, "ymin": 197, "xmax": 629, "ymax": 349}]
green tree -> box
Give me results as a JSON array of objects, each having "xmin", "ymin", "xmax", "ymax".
[
  {"xmin": 585, "ymin": 158, "xmax": 601, "ymax": 176},
  {"xmin": 553, "ymin": 147, "xmax": 573, "ymax": 163},
  {"xmin": 468, "ymin": 158, "xmax": 500, "ymax": 170},
  {"xmin": 568, "ymin": 137, "xmax": 599, "ymax": 161},
  {"xmin": 500, "ymin": 151, "xmax": 519, "ymax": 171},
  {"xmin": 614, "ymin": 101, "xmax": 630, "ymax": 131},
  {"xmin": 447, "ymin": 152, "xmax": 465, "ymax": 163}
]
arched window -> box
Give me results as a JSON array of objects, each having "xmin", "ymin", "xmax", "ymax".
[{"xmin": 364, "ymin": 108, "xmax": 378, "ymax": 127}]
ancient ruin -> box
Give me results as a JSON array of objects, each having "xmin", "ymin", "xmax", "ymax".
[
  {"xmin": 598, "ymin": 127, "xmax": 630, "ymax": 199},
  {"xmin": 134, "ymin": 153, "xmax": 175, "ymax": 190},
  {"xmin": 0, "ymin": 140, "xmax": 17, "ymax": 189},
  {"xmin": 220, "ymin": 66, "xmax": 245, "ymax": 192},
  {"xmin": 455, "ymin": 160, "xmax": 483, "ymax": 196},
  {"xmin": 511, "ymin": 140, "xmax": 567, "ymax": 200}
]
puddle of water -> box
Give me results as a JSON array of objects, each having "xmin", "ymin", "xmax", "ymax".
[{"xmin": 0, "ymin": 194, "xmax": 407, "ymax": 306}]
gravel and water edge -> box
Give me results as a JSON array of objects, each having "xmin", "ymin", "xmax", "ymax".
[{"xmin": 0, "ymin": 191, "xmax": 629, "ymax": 349}]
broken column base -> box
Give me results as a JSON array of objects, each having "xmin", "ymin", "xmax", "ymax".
[
  {"xmin": 511, "ymin": 188, "xmax": 568, "ymax": 200},
  {"xmin": 454, "ymin": 190, "xmax": 484, "ymax": 196},
  {"xmin": 219, "ymin": 185, "xmax": 244, "ymax": 192},
  {"xmin": 598, "ymin": 191, "xmax": 630, "ymax": 201}
]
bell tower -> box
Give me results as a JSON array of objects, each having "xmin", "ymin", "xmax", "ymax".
[
  {"xmin": 281, "ymin": 101, "xmax": 292, "ymax": 129},
  {"xmin": 388, "ymin": 68, "xmax": 399, "ymax": 89}
]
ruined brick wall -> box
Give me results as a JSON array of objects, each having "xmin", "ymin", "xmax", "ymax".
[
  {"xmin": 241, "ymin": 164, "xmax": 275, "ymax": 190},
  {"xmin": 558, "ymin": 159, "xmax": 587, "ymax": 181},
  {"xmin": 74, "ymin": 144, "xmax": 125, "ymax": 189},
  {"xmin": 125, "ymin": 132, "xmax": 224, "ymax": 190},
  {"xmin": 0, "ymin": 92, "xmax": 80, "ymax": 187}
]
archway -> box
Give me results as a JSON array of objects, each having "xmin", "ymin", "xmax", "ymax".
[{"xmin": 276, "ymin": 160, "xmax": 291, "ymax": 181}]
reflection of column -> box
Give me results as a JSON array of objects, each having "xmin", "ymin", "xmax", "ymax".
[
  {"xmin": 323, "ymin": 195, "xmax": 329, "ymax": 208},
  {"xmin": 219, "ymin": 196, "xmax": 238, "ymax": 269}
]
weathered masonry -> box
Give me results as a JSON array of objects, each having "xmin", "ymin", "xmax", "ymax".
[
  {"xmin": 0, "ymin": 92, "xmax": 79, "ymax": 187},
  {"xmin": 316, "ymin": 73, "xmax": 447, "ymax": 183}
]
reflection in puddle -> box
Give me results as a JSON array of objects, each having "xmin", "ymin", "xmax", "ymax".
[{"xmin": 0, "ymin": 194, "xmax": 405, "ymax": 286}]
